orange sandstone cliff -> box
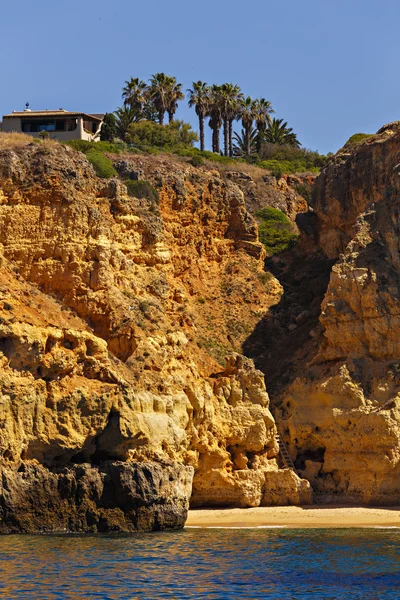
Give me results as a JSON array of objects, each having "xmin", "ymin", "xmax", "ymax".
[
  {"xmin": 6, "ymin": 121, "xmax": 399, "ymax": 529},
  {"xmin": 0, "ymin": 138, "xmax": 310, "ymax": 532},
  {"xmin": 251, "ymin": 123, "xmax": 400, "ymax": 505}
]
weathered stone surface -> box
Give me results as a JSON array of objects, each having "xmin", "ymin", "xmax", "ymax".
[
  {"xmin": 277, "ymin": 123, "xmax": 400, "ymax": 504},
  {"xmin": 312, "ymin": 124, "xmax": 400, "ymax": 259},
  {"xmin": 0, "ymin": 139, "xmax": 309, "ymax": 531},
  {"xmin": 0, "ymin": 461, "xmax": 193, "ymax": 533},
  {"xmin": 224, "ymin": 169, "xmax": 311, "ymax": 219},
  {"xmin": 262, "ymin": 469, "xmax": 313, "ymax": 506}
]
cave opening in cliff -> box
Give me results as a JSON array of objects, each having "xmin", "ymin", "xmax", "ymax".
[
  {"xmin": 90, "ymin": 409, "xmax": 127, "ymax": 465},
  {"xmin": 294, "ymin": 447, "xmax": 326, "ymax": 471}
]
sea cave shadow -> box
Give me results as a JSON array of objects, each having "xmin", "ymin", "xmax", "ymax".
[{"xmin": 242, "ymin": 234, "xmax": 334, "ymax": 397}]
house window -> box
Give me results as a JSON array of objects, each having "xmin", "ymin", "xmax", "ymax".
[
  {"xmin": 65, "ymin": 119, "xmax": 77, "ymax": 131},
  {"xmin": 83, "ymin": 120, "xmax": 98, "ymax": 134},
  {"xmin": 55, "ymin": 120, "xmax": 66, "ymax": 131},
  {"xmin": 21, "ymin": 120, "xmax": 67, "ymax": 132},
  {"xmin": 39, "ymin": 122, "xmax": 56, "ymax": 132}
]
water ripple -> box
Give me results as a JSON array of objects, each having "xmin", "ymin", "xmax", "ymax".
[{"xmin": 0, "ymin": 529, "xmax": 399, "ymax": 599}]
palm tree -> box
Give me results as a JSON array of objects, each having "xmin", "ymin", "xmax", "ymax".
[
  {"xmin": 232, "ymin": 128, "xmax": 258, "ymax": 157},
  {"xmin": 228, "ymin": 87, "xmax": 243, "ymax": 157},
  {"xmin": 187, "ymin": 81, "xmax": 210, "ymax": 151},
  {"xmin": 148, "ymin": 72, "xmax": 175, "ymax": 125},
  {"xmin": 207, "ymin": 85, "xmax": 223, "ymax": 154},
  {"xmin": 219, "ymin": 83, "xmax": 242, "ymax": 156},
  {"xmin": 253, "ymin": 98, "xmax": 274, "ymax": 152},
  {"xmin": 264, "ymin": 118, "xmax": 300, "ymax": 146},
  {"xmin": 167, "ymin": 81, "xmax": 184, "ymax": 123},
  {"xmin": 122, "ymin": 77, "xmax": 147, "ymax": 114},
  {"xmin": 142, "ymin": 100, "xmax": 159, "ymax": 122},
  {"xmin": 114, "ymin": 105, "xmax": 141, "ymax": 141},
  {"xmin": 239, "ymin": 96, "xmax": 257, "ymax": 156}
]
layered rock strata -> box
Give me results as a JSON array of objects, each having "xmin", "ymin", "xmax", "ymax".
[
  {"xmin": 273, "ymin": 123, "xmax": 400, "ymax": 504},
  {"xmin": 0, "ymin": 461, "xmax": 193, "ymax": 534},
  {"xmin": 0, "ymin": 140, "xmax": 310, "ymax": 531}
]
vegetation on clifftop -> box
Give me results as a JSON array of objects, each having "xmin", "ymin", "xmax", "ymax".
[
  {"xmin": 343, "ymin": 133, "xmax": 375, "ymax": 147},
  {"xmin": 126, "ymin": 120, "xmax": 198, "ymax": 152},
  {"xmin": 97, "ymin": 72, "xmax": 328, "ymax": 176},
  {"xmin": 67, "ymin": 140, "xmax": 118, "ymax": 178},
  {"xmin": 256, "ymin": 207, "xmax": 298, "ymax": 255}
]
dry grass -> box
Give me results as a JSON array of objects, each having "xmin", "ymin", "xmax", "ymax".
[
  {"xmin": 0, "ymin": 132, "xmax": 59, "ymax": 149},
  {"xmin": 215, "ymin": 161, "xmax": 267, "ymax": 179},
  {"xmin": 0, "ymin": 132, "xmax": 35, "ymax": 147}
]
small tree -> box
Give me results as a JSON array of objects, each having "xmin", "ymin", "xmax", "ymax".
[
  {"xmin": 100, "ymin": 113, "xmax": 117, "ymax": 142},
  {"xmin": 126, "ymin": 120, "xmax": 198, "ymax": 150},
  {"xmin": 115, "ymin": 106, "xmax": 140, "ymax": 141},
  {"xmin": 39, "ymin": 130, "xmax": 49, "ymax": 140},
  {"xmin": 263, "ymin": 118, "xmax": 300, "ymax": 147},
  {"xmin": 187, "ymin": 81, "xmax": 210, "ymax": 151},
  {"xmin": 233, "ymin": 128, "xmax": 258, "ymax": 157},
  {"xmin": 239, "ymin": 96, "xmax": 257, "ymax": 156},
  {"xmin": 142, "ymin": 101, "xmax": 159, "ymax": 122}
]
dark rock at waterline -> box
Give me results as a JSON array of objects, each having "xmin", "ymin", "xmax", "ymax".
[{"xmin": 0, "ymin": 461, "xmax": 193, "ymax": 533}]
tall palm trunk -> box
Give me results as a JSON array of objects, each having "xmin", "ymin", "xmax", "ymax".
[
  {"xmin": 168, "ymin": 111, "xmax": 174, "ymax": 123},
  {"xmin": 245, "ymin": 124, "xmax": 251, "ymax": 156},
  {"xmin": 223, "ymin": 118, "xmax": 229, "ymax": 156},
  {"xmin": 228, "ymin": 119, "xmax": 234, "ymax": 156},
  {"xmin": 158, "ymin": 110, "xmax": 164, "ymax": 125},
  {"xmin": 212, "ymin": 127, "xmax": 220, "ymax": 154},
  {"xmin": 256, "ymin": 126, "xmax": 263, "ymax": 153},
  {"xmin": 215, "ymin": 127, "xmax": 220, "ymax": 154},
  {"xmin": 199, "ymin": 114, "xmax": 205, "ymax": 151}
]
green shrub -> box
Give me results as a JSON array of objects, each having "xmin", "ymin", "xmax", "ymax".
[
  {"xmin": 100, "ymin": 113, "xmax": 117, "ymax": 142},
  {"xmin": 142, "ymin": 146, "xmax": 160, "ymax": 155},
  {"xmin": 67, "ymin": 139, "xmax": 123, "ymax": 154},
  {"xmin": 126, "ymin": 120, "xmax": 198, "ymax": 151},
  {"xmin": 175, "ymin": 147, "xmax": 237, "ymax": 165},
  {"xmin": 271, "ymin": 166, "xmax": 283, "ymax": 179},
  {"xmin": 85, "ymin": 149, "xmax": 117, "ymax": 178},
  {"xmin": 190, "ymin": 155, "xmax": 205, "ymax": 167},
  {"xmin": 344, "ymin": 133, "xmax": 373, "ymax": 147},
  {"xmin": 125, "ymin": 179, "xmax": 159, "ymax": 202},
  {"xmin": 67, "ymin": 140, "xmax": 92, "ymax": 153},
  {"xmin": 96, "ymin": 140, "xmax": 125, "ymax": 153},
  {"xmin": 294, "ymin": 182, "xmax": 313, "ymax": 205},
  {"xmin": 197, "ymin": 336, "xmax": 230, "ymax": 366},
  {"xmin": 258, "ymin": 158, "xmax": 320, "ymax": 175},
  {"xmin": 256, "ymin": 207, "xmax": 298, "ymax": 255},
  {"xmin": 257, "ymin": 143, "xmax": 328, "ymax": 174},
  {"xmin": 258, "ymin": 271, "xmax": 274, "ymax": 285}
]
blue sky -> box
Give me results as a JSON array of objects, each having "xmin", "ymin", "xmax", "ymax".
[{"xmin": 0, "ymin": 0, "xmax": 399, "ymax": 153}]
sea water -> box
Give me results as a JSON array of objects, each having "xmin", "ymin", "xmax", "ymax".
[{"xmin": 0, "ymin": 528, "xmax": 399, "ymax": 599}]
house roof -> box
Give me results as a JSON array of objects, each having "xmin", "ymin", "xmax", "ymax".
[{"xmin": 2, "ymin": 110, "xmax": 104, "ymax": 121}]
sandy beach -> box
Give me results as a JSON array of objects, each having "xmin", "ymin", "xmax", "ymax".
[{"xmin": 186, "ymin": 506, "xmax": 400, "ymax": 528}]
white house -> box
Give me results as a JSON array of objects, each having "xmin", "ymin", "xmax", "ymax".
[{"xmin": 1, "ymin": 109, "xmax": 104, "ymax": 142}]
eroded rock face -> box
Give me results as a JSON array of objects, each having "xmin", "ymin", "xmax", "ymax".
[
  {"xmin": 277, "ymin": 123, "xmax": 400, "ymax": 504},
  {"xmin": 224, "ymin": 170, "xmax": 311, "ymax": 220},
  {"xmin": 191, "ymin": 355, "xmax": 312, "ymax": 508},
  {"xmin": 0, "ymin": 461, "xmax": 193, "ymax": 533},
  {"xmin": 0, "ymin": 141, "xmax": 310, "ymax": 531}
]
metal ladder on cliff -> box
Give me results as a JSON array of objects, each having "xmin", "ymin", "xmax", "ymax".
[{"xmin": 275, "ymin": 432, "xmax": 298, "ymax": 474}]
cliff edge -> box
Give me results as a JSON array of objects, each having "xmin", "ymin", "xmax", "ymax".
[
  {"xmin": 266, "ymin": 123, "xmax": 400, "ymax": 504},
  {"xmin": 0, "ymin": 137, "xmax": 310, "ymax": 532}
]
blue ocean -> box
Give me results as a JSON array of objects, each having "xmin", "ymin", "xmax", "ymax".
[{"xmin": 0, "ymin": 528, "xmax": 399, "ymax": 599}]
